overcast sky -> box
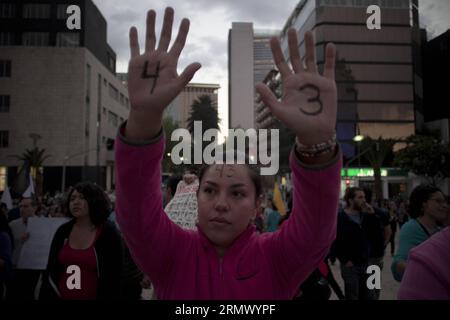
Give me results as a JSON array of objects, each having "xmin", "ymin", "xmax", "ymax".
[{"xmin": 92, "ymin": 0, "xmax": 450, "ymax": 133}]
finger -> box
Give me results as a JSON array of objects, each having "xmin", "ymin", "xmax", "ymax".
[
  {"xmin": 255, "ymin": 83, "xmax": 282, "ymax": 115},
  {"xmin": 176, "ymin": 62, "xmax": 202, "ymax": 88},
  {"xmin": 270, "ymin": 37, "xmax": 292, "ymax": 78},
  {"xmin": 287, "ymin": 29, "xmax": 303, "ymax": 73},
  {"xmin": 304, "ymin": 31, "xmax": 317, "ymax": 73},
  {"xmin": 158, "ymin": 7, "xmax": 174, "ymax": 52},
  {"xmin": 129, "ymin": 27, "xmax": 140, "ymax": 58},
  {"xmin": 169, "ymin": 18, "xmax": 189, "ymax": 59},
  {"xmin": 145, "ymin": 10, "xmax": 156, "ymax": 52},
  {"xmin": 323, "ymin": 42, "xmax": 336, "ymax": 80}
]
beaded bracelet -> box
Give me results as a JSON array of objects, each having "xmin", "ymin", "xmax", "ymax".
[{"xmin": 295, "ymin": 133, "xmax": 337, "ymax": 158}]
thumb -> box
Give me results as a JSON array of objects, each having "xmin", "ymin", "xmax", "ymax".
[
  {"xmin": 255, "ymin": 83, "xmax": 281, "ymax": 115},
  {"xmin": 177, "ymin": 62, "xmax": 201, "ymax": 88}
]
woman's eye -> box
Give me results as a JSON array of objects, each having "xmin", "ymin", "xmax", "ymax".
[
  {"xmin": 204, "ymin": 188, "xmax": 214, "ymax": 194},
  {"xmin": 233, "ymin": 191, "xmax": 244, "ymax": 198}
]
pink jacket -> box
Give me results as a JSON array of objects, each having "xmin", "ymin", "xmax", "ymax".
[{"xmin": 115, "ymin": 129, "xmax": 341, "ymax": 300}]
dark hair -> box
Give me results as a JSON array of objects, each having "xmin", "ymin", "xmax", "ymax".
[
  {"xmin": 0, "ymin": 212, "xmax": 13, "ymax": 248},
  {"xmin": 66, "ymin": 182, "xmax": 111, "ymax": 227},
  {"xmin": 363, "ymin": 187, "xmax": 373, "ymax": 204},
  {"xmin": 166, "ymin": 175, "xmax": 182, "ymax": 197},
  {"xmin": 344, "ymin": 187, "xmax": 364, "ymax": 207},
  {"xmin": 408, "ymin": 184, "xmax": 442, "ymax": 218},
  {"xmin": 198, "ymin": 164, "xmax": 262, "ymax": 201}
]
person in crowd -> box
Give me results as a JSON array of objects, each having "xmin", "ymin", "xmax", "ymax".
[
  {"xmin": 363, "ymin": 188, "xmax": 391, "ymax": 300},
  {"xmin": 7, "ymin": 199, "xmax": 20, "ymax": 223},
  {"xmin": 7, "ymin": 197, "xmax": 41, "ymax": 300},
  {"xmin": 397, "ymin": 201, "xmax": 409, "ymax": 228},
  {"xmin": 164, "ymin": 175, "xmax": 183, "ymax": 206},
  {"xmin": 264, "ymin": 200, "xmax": 281, "ymax": 232},
  {"xmin": 115, "ymin": 7, "xmax": 340, "ymax": 299},
  {"xmin": 39, "ymin": 182, "xmax": 123, "ymax": 299},
  {"xmin": 388, "ymin": 200, "xmax": 398, "ymax": 256},
  {"xmin": 391, "ymin": 184, "xmax": 448, "ymax": 282},
  {"xmin": 1, "ymin": 203, "xmax": 9, "ymax": 220},
  {"xmin": 397, "ymin": 226, "xmax": 450, "ymax": 300},
  {"xmin": 0, "ymin": 212, "xmax": 13, "ymax": 299},
  {"xmin": 330, "ymin": 187, "xmax": 380, "ymax": 300}
]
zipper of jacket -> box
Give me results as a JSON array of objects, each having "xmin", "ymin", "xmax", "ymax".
[
  {"xmin": 219, "ymin": 258, "xmax": 223, "ymax": 278},
  {"xmin": 93, "ymin": 247, "xmax": 100, "ymax": 278}
]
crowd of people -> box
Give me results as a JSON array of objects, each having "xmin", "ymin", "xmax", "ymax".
[{"xmin": 1, "ymin": 6, "xmax": 449, "ymax": 301}]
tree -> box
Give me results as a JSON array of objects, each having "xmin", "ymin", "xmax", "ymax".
[
  {"xmin": 186, "ymin": 95, "xmax": 221, "ymax": 135},
  {"xmin": 361, "ymin": 136, "xmax": 395, "ymax": 203},
  {"xmin": 163, "ymin": 116, "xmax": 182, "ymax": 174},
  {"xmin": 394, "ymin": 134, "xmax": 450, "ymax": 186},
  {"xmin": 10, "ymin": 147, "xmax": 51, "ymax": 196},
  {"xmin": 186, "ymin": 95, "xmax": 221, "ymax": 163}
]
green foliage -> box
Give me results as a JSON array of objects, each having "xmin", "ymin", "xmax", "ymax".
[
  {"xmin": 360, "ymin": 136, "xmax": 395, "ymax": 202},
  {"xmin": 162, "ymin": 116, "xmax": 182, "ymax": 174},
  {"xmin": 10, "ymin": 147, "xmax": 50, "ymax": 167},
  {"xmin": 186, "ymin": 95, "xmax": 221, "ymax": 135},
  {"xmin": 394, "ymin": 135, "xmax": 450, "ymax": 184}
]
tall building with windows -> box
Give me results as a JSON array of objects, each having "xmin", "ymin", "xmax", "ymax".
[
  {"xmin": 228, "ymin": 22, "xmax": 279, "ymax": 129},
  {"xmin": 0, "ymin": 0, "xmax": 128, "ymax": 194}
]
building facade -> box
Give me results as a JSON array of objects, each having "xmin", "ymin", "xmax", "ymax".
[{"xmin": 0, "ymin": 0, "xmax": 128, "ymax": 194}]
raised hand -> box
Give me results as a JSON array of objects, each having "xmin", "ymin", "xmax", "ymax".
[
  {"xmin": 256, "ymin": 29, "xmax": 337, "ymax": 146},
  {"xmin": 125, "ymin": 7, "xmax": 201, "ymax": 141}
]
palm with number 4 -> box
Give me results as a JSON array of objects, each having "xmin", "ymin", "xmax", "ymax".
[
  {"xmin": 126, "ymin": 7, "xmax": 201, "ymax": 140},
  {"xmin": 256, "ymin": 29, "xmax": 337, "ymax": 146}
]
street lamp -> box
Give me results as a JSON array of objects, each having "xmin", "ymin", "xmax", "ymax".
[
  {"xmin": 353, "ymin": 135, "xmax": 365, "ymax": 142},
  {"xmin": 61, "ymin": 148, "xmax": 97, "ymax": 192}
]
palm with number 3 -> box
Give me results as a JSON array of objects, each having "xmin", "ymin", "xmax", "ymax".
[{"xmin": 256, "ymin": 29, "xmax": 337, "ymax": 146}]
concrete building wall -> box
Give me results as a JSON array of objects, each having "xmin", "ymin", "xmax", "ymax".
[{"xmin": 0, "ymin": 47, "xmax": 128, "ymax": 167}]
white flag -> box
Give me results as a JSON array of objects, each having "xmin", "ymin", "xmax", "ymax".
[
  {"xmin": 22, "ymin": 173, "xmax": 35, "ymax": 198},
  {"xmin": 1, "ymin": 186, "xmax": 13, "ymax": 210}
]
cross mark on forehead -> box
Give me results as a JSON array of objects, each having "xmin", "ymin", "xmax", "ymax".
[{"xmin": 215, "ymin": 164, "xmax": 235, "ymax": 178}]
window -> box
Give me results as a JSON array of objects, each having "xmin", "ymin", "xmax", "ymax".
[
  {"xmin": 125, "ymin": 98, "xmax": 129, "ymax": 109},
  {"xmin": 108, "ymin": 111, "xmax": 118, "ymax": 127},
  {"xmin": 102, "ymin": 107, "xmax": 107, "ymax": 115},
  {"xmin": 103, "ymin": 78, "xmax": 107, "ymax": 86},
  {"xmin": 56, "ymin": 33, "xmax": 80, "ymax": 47},
  {"xmin": 0, "ymin": 3, "xmax": 15, "ymax": 18},
  {"xmin": 120, "ymin": 93, "xmax": 125, "ymax": 106},
  {"xmin": 108, "ymin": 84, "xmax": 119, "ymax": 101},
  {"xmin": 0, "ymin": 131, "xmax": 9, "ymax": 148},
  {"xmin": 0, "ymin": 60, "xmax": 11, "ymax": 77},
  {"xmin": 23, "ymin": 4, "xmax": 51, "ymax": 19},
  {"xmin": 22, "ymin": 32, "xmax": 49, "ymax": 46},
  {"xmin": 0, "ymin": 32, "xmax": 14, "ymax": 45},
  {"xmin": 0, "ymin": 95, "xmax": 10, "ymax": 112},
  {"xmin": 56, "ymin": 4, "xmax": 70, "ymax": 19}
]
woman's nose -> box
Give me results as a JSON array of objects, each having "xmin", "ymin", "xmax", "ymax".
[{"xmin": 214, "ymin": 192, "xmax": 229, "ymax": 212}]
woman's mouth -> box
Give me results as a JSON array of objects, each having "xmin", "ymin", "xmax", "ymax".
[{"xmin": 210, "ymin": 217, "xmax": 231, "ymax": 224}]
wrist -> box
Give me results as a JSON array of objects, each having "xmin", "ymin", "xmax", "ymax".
[
  {"xmin": 295, "ymin": 132, "xmax": 337, "ymax": 158},
  {"xmin": 125, "ymin": 112, "xmax": 163, "ymax": 141}
]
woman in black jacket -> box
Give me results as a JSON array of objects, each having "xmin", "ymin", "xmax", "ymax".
[{"xmin": 39, "ymin": 182, "xmax": 123, "ymax": 300}]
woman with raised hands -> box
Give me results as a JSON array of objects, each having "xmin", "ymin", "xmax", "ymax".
[{"xmin": 115, "ymin": 7, "xmax": 341, "ymax": 299}]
